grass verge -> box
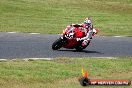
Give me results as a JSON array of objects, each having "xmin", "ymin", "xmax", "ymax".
[
  {"xmin": 0, "ymin": 57, "xmax": 132, "ymax": 88},
  {"xmin": 0, "ymin": 0, "xmax": 132, "ymax": 36}
]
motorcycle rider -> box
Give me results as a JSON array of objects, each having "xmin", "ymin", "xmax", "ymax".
[{"xmin": 72, "ymin": 17, "xmax": 93, "ymax": 47}]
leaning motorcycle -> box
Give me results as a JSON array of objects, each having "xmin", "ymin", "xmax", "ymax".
[{"xmin": 52, "ymin": 24, "xmax": 99, "ymax": 51}]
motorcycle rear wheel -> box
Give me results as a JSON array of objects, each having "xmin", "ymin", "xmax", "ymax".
[
  {"xmin": 75, "ymin": 41, "xmax": 90, "ymax": 52},
  {"xmin": 75, "ymin": 46, "xmax": 84, "ymax": 52},
  {"xmin": 52, "ymin": 38, "xmax": 62, "ymax": 50}
]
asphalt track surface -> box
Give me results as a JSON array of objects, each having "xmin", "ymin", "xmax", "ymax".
[{"xmin": 0, "ymin": 32, "xmax": 132, "ymax": 59}]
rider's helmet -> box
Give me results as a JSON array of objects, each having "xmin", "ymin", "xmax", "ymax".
[{"xmin": 84, "ymin": 17, "xmax": 92, "ymax": 29}]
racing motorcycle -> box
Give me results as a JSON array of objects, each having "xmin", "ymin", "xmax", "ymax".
[{"xmin": 52, "ymin": 24, "xmax": 99, "ymax": 51}]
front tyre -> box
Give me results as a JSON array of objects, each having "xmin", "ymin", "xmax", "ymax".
[{"xmin": 52, "ymin": 38, "xmax": 63, "ymax": 50}]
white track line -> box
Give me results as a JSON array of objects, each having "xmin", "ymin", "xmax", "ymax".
[
  {"xmin": 5, "ymin": 32, "xmax": 128, "ymax": 38},
  {"xmin": 113, "ymin": 36, "xmax": 123, "ymax": 37},
  {"xmin": 0, "ymin": 57, "xmax": 118, "ymax": 62},
  {"xmin": 7, "ymin": 32, "xmax": 17, "ymax": 34},
  {"xmin": 0, "ymin": 59, "xmax": 7, "ymax": 61},
  {"xmin": 24, "ymin": 58, "xmax": 52, "ymax": 60},
  {"xmin": 29, "ymin": 33, "xmax": 40, "ymax": 35},
  {"xmin": 0, "ymin": 58, "xmax": 52, "ymax": 62},
  {"xmin": 6, "ymin": 32, "xmax": 40, "ymax": 35},
  {"xmin": 92, "ymin": 57, "xmax": 117, "ymax": 59}
]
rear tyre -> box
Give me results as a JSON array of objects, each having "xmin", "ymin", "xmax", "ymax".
[
  {"xmin": 52, "ymin": 38, "xmax": 63, "ymax": 50},
  {"xmin": 75, "ymin": 41, "xmax": 90, "ymax": 52},
  {"xmin": 75, "ymin": 46, "xmax": 84, "ymax": 52}
]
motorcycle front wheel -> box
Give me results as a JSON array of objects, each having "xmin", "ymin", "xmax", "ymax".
[{"xmin": 52, "ymin": 38, "xmax": 63, "ymax": 50}]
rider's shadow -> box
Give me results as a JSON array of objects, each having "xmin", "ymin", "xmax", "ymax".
[
  {"xmin": 58, "ymin": 49, "xmax": 103, "ymax": 54},
  {"xmin": 81, "ymin": 50, "xmax": 102, "ymax": 54}
]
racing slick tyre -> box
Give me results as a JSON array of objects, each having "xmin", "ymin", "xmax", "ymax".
[
  {"xmin": 75, "ymin": 41, "xmax": 90, "ymax": 52},
  {"xmin": 75, "ymin": 46, "xmax": 84, "ymax": 52},
  {"xmin": 52, "ymin": 38, "xmax": 63, "ymax": 50}
]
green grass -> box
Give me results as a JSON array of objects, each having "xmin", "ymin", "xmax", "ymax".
[
  {"xmin": 0, "ymin": 0, "xmax": 132, "ymax": 36},
  {"xmin": 0, "ymin": 57, "xmax": 132, "ymax": 88}
]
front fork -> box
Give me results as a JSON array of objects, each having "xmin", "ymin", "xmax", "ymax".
[{"xmin": 60, "ymin": 35, "xmax": 68, "ymax": 46}]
